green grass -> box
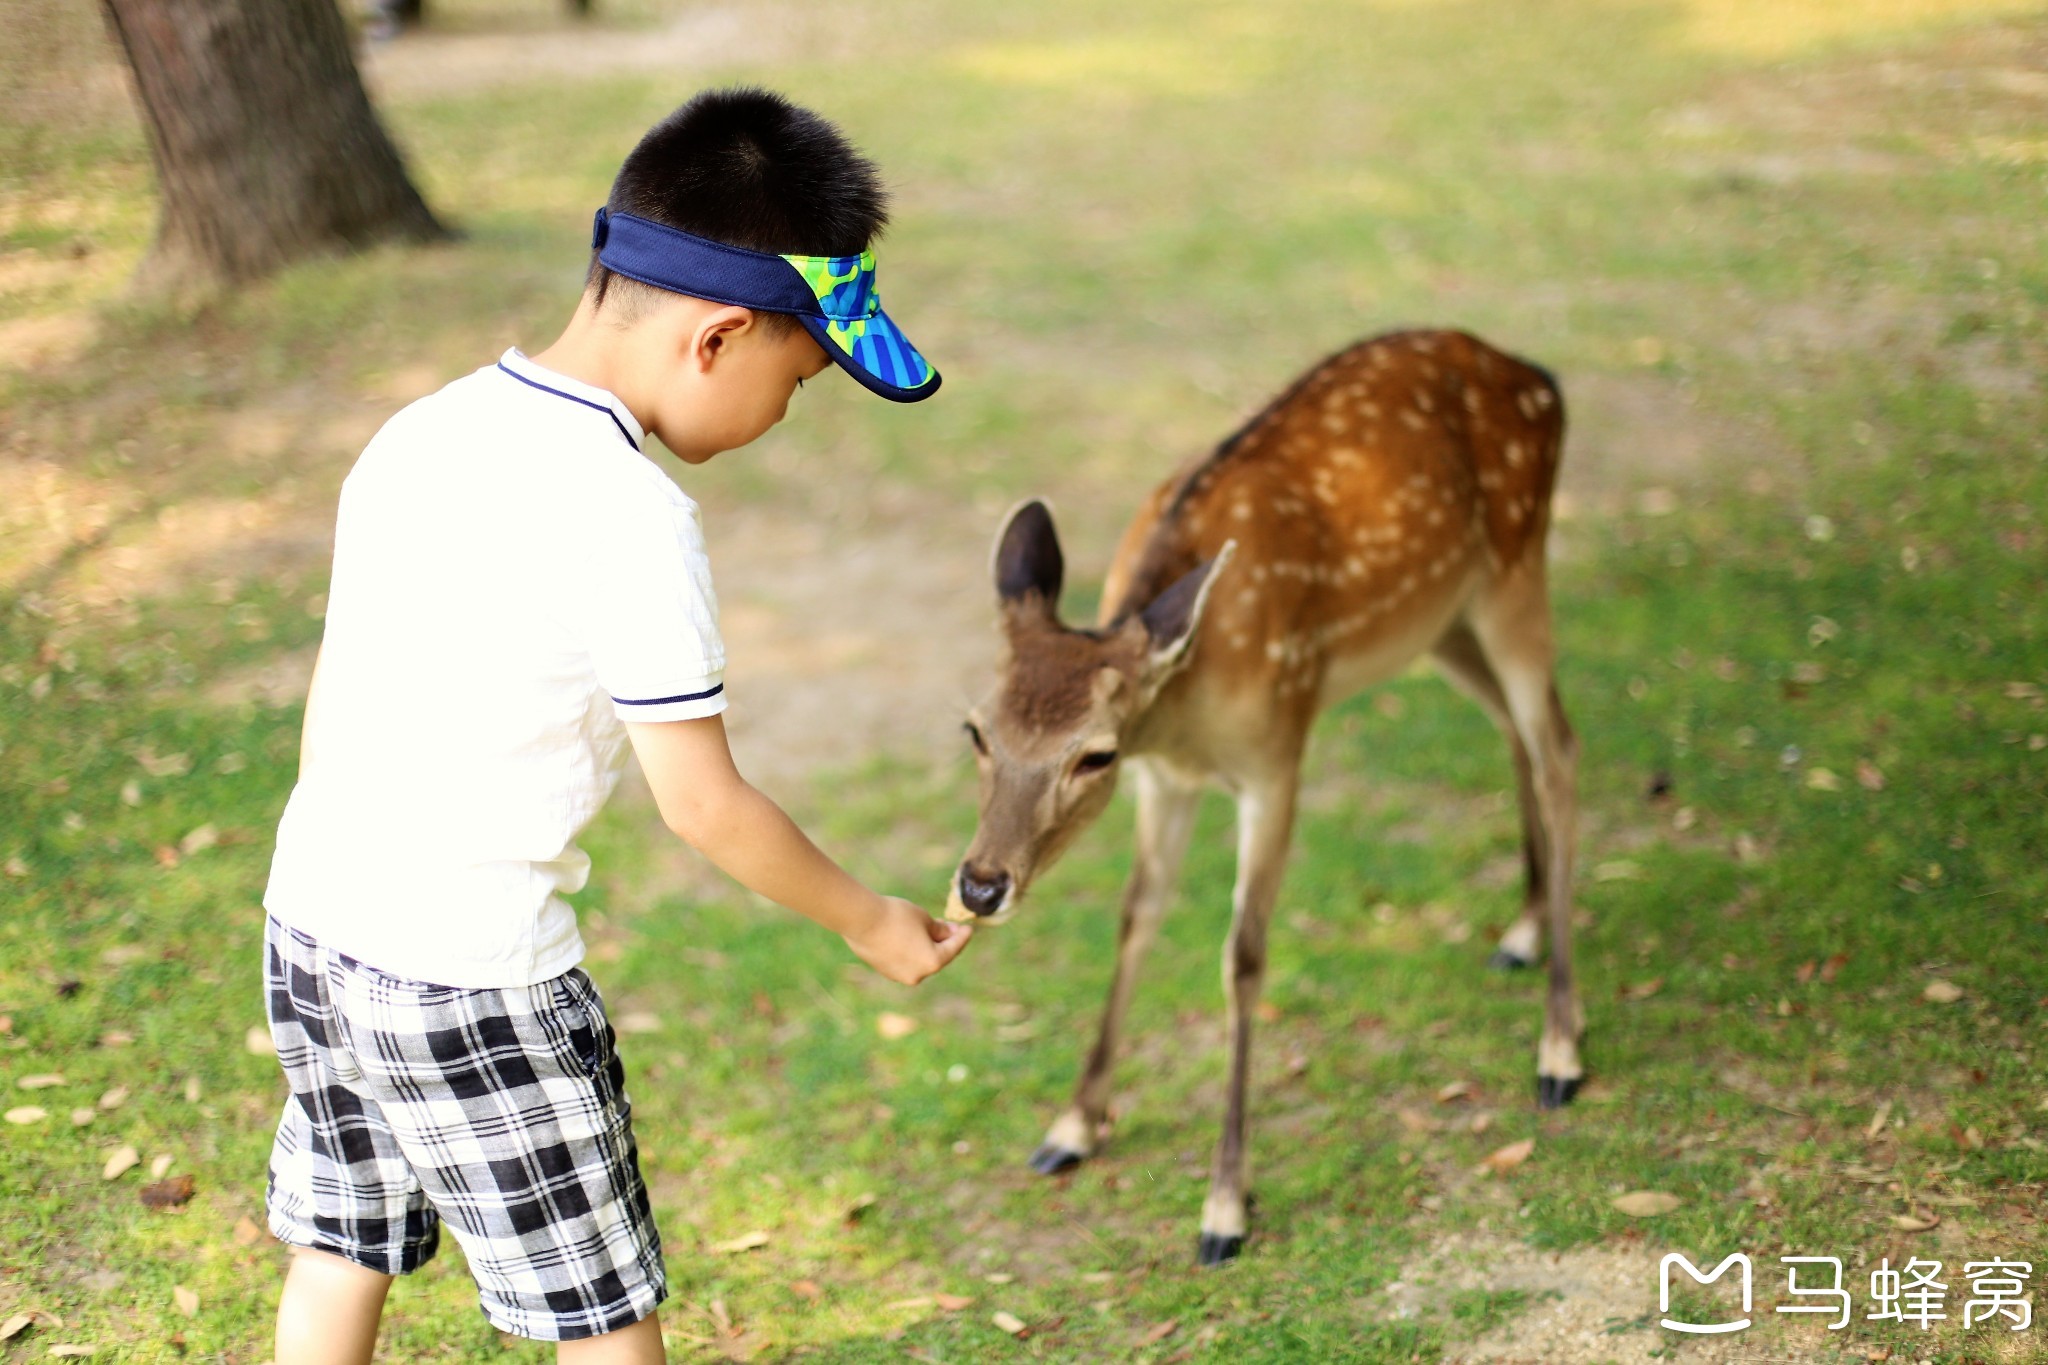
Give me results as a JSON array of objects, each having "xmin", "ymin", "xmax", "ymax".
[{"xmin": 4, "ymin": 0, "xmax": 2047, "ymax": 1360}]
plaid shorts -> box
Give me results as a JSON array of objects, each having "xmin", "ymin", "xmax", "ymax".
[{"xmin": 263, "ymin": 915, "xmax": 665, "ymax": 1340}]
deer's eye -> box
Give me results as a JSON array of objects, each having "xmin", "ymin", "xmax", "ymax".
[
  {"xmin": 1075, "ymin": 749, "xmax": 1118, "ymax": 774},
  {"xmin": 963, "ymin": 721, "xmax": 990, "ymax": 757}
]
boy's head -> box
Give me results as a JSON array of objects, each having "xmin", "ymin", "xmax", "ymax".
[
  {"xmin": 589, "ymin": 88, "xmax": 888, "ymax": 324},
  {"xmin": 580, "ymin": 88, "xmax": 938, "ymax": 457}
]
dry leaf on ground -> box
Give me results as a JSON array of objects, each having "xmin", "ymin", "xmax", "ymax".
[
  {"xmin": 233, "ymin": 1215, "xmax": 266, "ymax": 1247},
  {"xmin": 1613, "ymin": 1190, "xmax": 1683, "ymax": 1216},
  {"xmin": 933, "ymin": 1293, "xmax": 973, "ymax": 1312},
  {"xmin": 1477, "ymin": 1138, "xmax": 1535, "ymax": 1175},
  {"xmin": 843, "ymin": 1192, "xmax": 878, "ymax": 1225},
  {"xmin": 1856, "ymin": 759, "xmax": 1886, "ymax": 790},
  {"xmin": 4, "ymin": 1106, "xmax": 48, "ymax": 1125},
  {"xmin": 150, "ymin": 1154, "xmax": 174, "ymax": 1178},
  {"xmin": 615, "ymin": 1012, "xmax": 662, "ymax": 1034},
  {"xmin": 244, "ymin": 1026, "xmax": 275, "ymax": 1056},
  {"xmin": 875, "ymin": 1012, "xmax": 918, "ymax": 1040},
  {"xmin": 1922, "ymin": 980, "xmax": 1964, "ymax": 1004},
  {"xmin": 1892, "ymin": 1210, "xmax": 1940, "ymax": 1232},
  {"xmin": 102, "ymin": 1146, "xmax": 139, "ymax": 1181},
  {"xmin": 97, "ymin": 1087, "xmax": 128, "ymax": 1111},
  {"xmin": 1140, "ymin": 1319, "xmax": 1178, "ymax": 1344},
  {"xmin": 178, "ymin": 824, "xmax": 219, "ymax": 856},
  {"xmin": 49, "ymin": 1347, "xmax": 96, "ymax": 1359},
  {"xmin": 1593, "ymin": 860, "xmax": 1642, "ymax": 882},
  {"xmin": 1621, "ymin": 978, "xmax": 1664, "ymax": 1001},
  {"xmin": 0, "ymin": 1315, "xmax": 30, "ymax": 1342},
  {"xmin": 789, "ymin": 1280, "xmax": 821, "ymax": 1302},
  {"xmin": 709, "ymin": 1230, "xmax": 770, "ymax": 1254},
  {"xmin": 18, "ymin": 1073, "xmax": 65, "ymax": 1090},
  {"xmin": 172, "ymin": 1285, "xmax": 199, "ymax": 1317},
  {"xmin": 991, "ymin": 1310, "xmax": 1027, "ymax": 1336},
  {"xmin": 139, "ymin": 1175, "xmax": 196, "ymax": 1209},
  {"xmin": 69, "ymin": 1109, "xmax": 94, "ymax": 1127},
  {"xmin": 1435, "ymin": 1081, "xmax": 1473, "ymax": 1103}
]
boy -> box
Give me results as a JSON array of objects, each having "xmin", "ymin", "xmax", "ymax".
[{"xmin": 260, "ymin": 88, "xmax": 973, "ymax": 1365}]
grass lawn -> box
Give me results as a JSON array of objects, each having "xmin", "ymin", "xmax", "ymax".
[{"xmin": 2, "ymin": 0, "xmax": 2045, "ymax": 1360}]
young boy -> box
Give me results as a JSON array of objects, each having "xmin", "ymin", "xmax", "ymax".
[{"xmin": 260, "ymin": 88, "xmax": 973, "ymax": 1364}]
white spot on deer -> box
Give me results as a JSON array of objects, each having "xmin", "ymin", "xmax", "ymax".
[
  {"xmin": 1265, "ymin": 640, "xmax": 1284, "ymax": 661},
  {"xmin": 1251, "ymin": 563, "xmax": 1269, "ymax": 581},
  {"xmin": 1533, "ymin": 386, "xmax": 1554, "ymax": 411},
  {"xmin": 1414, "ymin": 388, "xmax": 1436, "ymax": 414},
  {"xmin": 1411, "ymin": 335, "xmax": 1438, "ymax": 354},
  {"xmin": 1358, "ymin": 400, "xmax": 1382, "ymax": 421},
  {"xmin": 1508, "ymin": 502, "xmax": 1527, "ymax": 523},
  {"xmin": 1462, "ymin": 387, "xmax": 1482, "ymax": 415},
  {"xmin": 1505, "ymin": 439, "xmax": 1526, "ymax": 468},
  {"xmin": 1400, "ymin": 409, "xmax": 1427, "ymax": 432},
  {"xmin": 1233, "ymin": 501, "xmax": 1253, "ymax": 521},
  {"xmin": 1321, "ymin": 412, "xmax": 1347, "ymax": 434}
]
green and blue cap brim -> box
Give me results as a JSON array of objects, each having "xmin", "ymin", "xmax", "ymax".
[{"xmin": 593, "ymin": 207, "xmax": 940, "ymax": 402}]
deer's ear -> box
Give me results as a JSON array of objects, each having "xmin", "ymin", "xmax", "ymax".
[
  {"xmin": 1140, "ymin": 541, "xmax": 1237, "ymax": 672},
  {"xmin": 993, "ymin": 499, "xmax": 1063, "ymax": 612}
]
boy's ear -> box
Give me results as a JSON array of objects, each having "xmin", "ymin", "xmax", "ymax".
[{"xmin": 688, "ymin": 305, "xmax": 757, "ymax": 369}]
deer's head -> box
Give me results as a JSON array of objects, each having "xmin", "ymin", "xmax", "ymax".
[{"xmin": 947, "ymin": 500, "xmax": 1232, "ymax": 923}]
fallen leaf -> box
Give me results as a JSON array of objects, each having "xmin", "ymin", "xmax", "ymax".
[
  {"xmin": 615, "ymin": 1012, "xmax": 662, "ymax": 1035},
  {"xmin": 133, "ymin": 747, "xmax": 191, "ymax": 778},
  {"xmin": 843, "ymin": 1192, "xmax": 878, "ymax": 1226},
  {"xmin": 884, "ymin": 1297, "xmax": 933, "ymax": 1312},
  {"xmin": 789, "ymin": 1280, "xmax": 821, "ymax": 1302},
  {"xmin": 1435, "ymin": 1080, "xmax": 1474, "ymax": 1104},
  {"xmin": 177, "ymin": 824, "xmax": 219, "ymax": 856},
  {"xmin": 709, "ymin": 1230, "xmax": 770, "ymax": 1254},
  {"xmin": 1820, "ymin": 953, "xmax": 1848, "ymax": 983},
  {"xmin": 102, "ymin": 1146, "xmax": 139, "ymax": 1181},
  {"xmin": 1856, "ymin": 759, "xmax": 1886, "ymax": 791},
  {"xmin": 991, "ymin": 1310, "xmax": 1027, "ymax": 1336},
  {"xmin": 98, "ymin": 1031, "xmax": 134, "ymax": 1047},
  {"xmin": 150, "ymin": 1154, "xmax": 174, "ymax": 1179},
  {"xmin": 1592, "ymin": 860, "xmax": 1642, "ymax": 882},
  {"xmin": 983, "ymin": 1272, "xmax": 1015, "ymax": 1285},
  {"xmin": 1806, "ymin": 767, "xmax": 1842, "ymax": 792},
  {"xmin": 1923, "ymin": 980, "xmax": 1964, "ymax": 1004},
  {"xmin": 139, "ymin": 1175, "xmax": 196, "ymax": 1209},
  {"xmin": 1469, "ymin": 1112, "xmax": 1494, "ymax": 1135},
  {"xmin": 1865, "ymin": 1102, "xmax": 1892, "ymax": 1139},
  {"xmin": 1478, "ymin": 1138, "xmax": 1535, "ymax": 1175},
  {"xmin": 876, "ymin": 1012, "xmax": 918, "ymax": 1040},
  {"xmin": 18, "ymin": 1074, "xmax": 65, "ymax": 1090},
  {"xmin": 1612, "ymin": 1190, "xmax": 1683, "ymax": 1216},
  {"xmin": 1892, "ymin": 1210, "xmax": 1940, "ymax": 1232},
  {"xmin": 153, "ymin": 845, "xmax": 180, "ymax": 870},
  {"xmin": 244, "ymin": 1026, "xmax": 276, "ymax": 1057},
  {"xmin": 97, "ymin": 1087, "xmax": 128, "ymax": 1111},
  {"xmin": 1396, "ymin": 1108, "xmax": 1439, "ymax": 1134},
  {"xmin": 933, "ymin": 1293, "xmax": 974, "ymax": 1312},
  {"xmin": 48, "ymin": 1346, "xmax": 95, "ymax": 1358},
  {"xmin": 1621, "ymin": 977, "xmax": 1664, "ymax": 1001},
  {"xmin": 4, "ymin": 1106, "xmax": 48, "ymax": 1125},
  {"xmin": 69, "ymin": 1109, "xmax": 94, "ymax": 1127},
  {"xmin": 232, "ymin": 1215, "xmax": 266, "ymax": 1247},
  {"xmin": 182, "ymin": 1076, "xmax": 201, "ymax": 1103},
  {"xmin": 0, "ymin": 1315, "xmax": 30, "ymax": 1342},
  {"xmin": 172, "ymin": 1286, "xmax": 199, "ymax": 1318},
  {"xmin": 1140, "ymin": 1319, "xmax": 1179, "ymax": 1344}
]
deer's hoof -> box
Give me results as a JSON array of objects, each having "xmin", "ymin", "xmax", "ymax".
[
  {"xmin": 1536, "ymin": 1073, "xmax": 1581, "ymax": 1109},
  {"xmin": 1196, "ymin": 1232, "xmax": 1245, "ymax": 1267},
  {"xmin": 1487, "ymin": 948, "xmax": 1534, "ymax": 972},
  {"xmin": 1027, "ymin": 1143, "xmax": 1086, "ymax": 1176}
]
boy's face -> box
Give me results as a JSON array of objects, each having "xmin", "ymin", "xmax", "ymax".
[{"xmin": 644, "ymin": 305, "xmax": 834, "ymax": 463}]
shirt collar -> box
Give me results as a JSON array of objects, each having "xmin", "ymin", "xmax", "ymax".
[{"xmin": 495, "ymin": 347, "xmax": 646, "ymax": 451}]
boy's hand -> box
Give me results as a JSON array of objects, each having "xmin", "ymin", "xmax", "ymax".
[{"xmin": 844, "ymin": 897, "xmax": 974, "ymax": 986}]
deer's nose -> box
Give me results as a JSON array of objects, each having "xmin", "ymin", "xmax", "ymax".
[{"xmin": 956, "ymin": 864, "xmax": 1012, "ymax": 917}]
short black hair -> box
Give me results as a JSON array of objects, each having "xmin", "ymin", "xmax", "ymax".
[{"xmin": 589, "ymin": 87, "xmax": 890, "ymax": 323}]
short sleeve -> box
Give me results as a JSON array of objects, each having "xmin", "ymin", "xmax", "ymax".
[{"xmin": 580, "ymin": 486, "xmax": 727, "ymax": 723}]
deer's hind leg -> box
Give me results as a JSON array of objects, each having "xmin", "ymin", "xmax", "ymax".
[
  {"xmin": 1465, "ymin": 568, "xmax": 1583, "ymax": 1109},
  {"xmin": 1031, "ymin": 759, "xmax": 1201, "ymax": 1175},
  {"xmin": 1432, "ymin": 622, "xmax": 1547, "ymax": 971}
]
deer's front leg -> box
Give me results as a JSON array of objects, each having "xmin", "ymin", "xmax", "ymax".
[
  {"xmin": 1033, "ymin": 762, "xmax": 1200, "ymax": 1174},
  {"xmin": 1199, "ymin": 777, "xmax": 1296, "ymax": 1266}
]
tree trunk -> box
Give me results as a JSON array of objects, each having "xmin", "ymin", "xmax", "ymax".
[{"xmin": 101, "ymin": 0, "xmax": 449, "ymax": 291}]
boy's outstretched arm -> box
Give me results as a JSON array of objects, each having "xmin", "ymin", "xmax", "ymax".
[{"xmin": 626, "ymin": 715, "xmax": 972, "ymax": 985}]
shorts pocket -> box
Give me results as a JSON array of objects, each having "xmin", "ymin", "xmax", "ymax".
[{"xmin": 547, "ymin": 969, "xmax": 614, "ymax": 1081}]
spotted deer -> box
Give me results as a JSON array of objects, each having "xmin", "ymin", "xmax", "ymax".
[{"xmin": 946, "ymin": 329, "xmax": 1579, "ymax": 1265}]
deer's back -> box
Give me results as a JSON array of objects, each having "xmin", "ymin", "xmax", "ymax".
[{"xmin": 1102, "ymin": 329, "xmax": 1564, "ymax": 711}]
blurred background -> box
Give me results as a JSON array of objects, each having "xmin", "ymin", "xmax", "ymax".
[{"xmin": 2, "ymin": 1, "xmax": 2044, "ymax": 1360}]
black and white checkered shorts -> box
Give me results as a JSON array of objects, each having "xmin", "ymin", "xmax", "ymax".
[{"xmin": 263, "ymin": 915, "xmax": 665, "ymax": 1340}]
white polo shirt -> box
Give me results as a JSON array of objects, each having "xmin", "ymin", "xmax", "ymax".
[{"xmin": 264, "ymin": 349, "xmax": 726, "ymax": 988}]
